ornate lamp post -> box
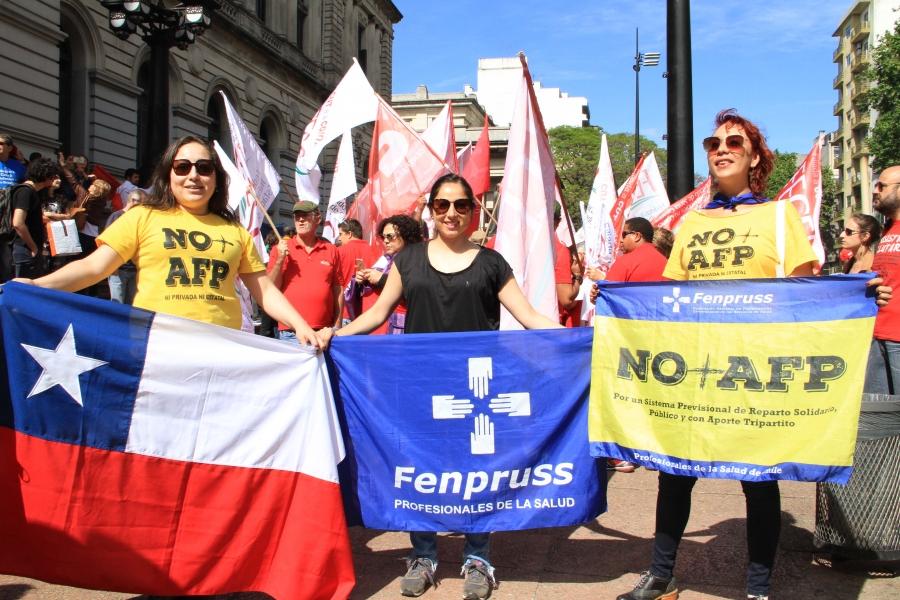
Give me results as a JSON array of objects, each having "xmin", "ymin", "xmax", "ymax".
[
  {"xmin": 100, "ymin": 1, "xmax": 219, "ymax": 170},
  {"xmin": 633, "ymin": 28, "xmax": 660, "ymax": 166}
]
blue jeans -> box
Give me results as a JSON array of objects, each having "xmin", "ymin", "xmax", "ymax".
[
  {"xmin": 119, "ymin": 269, "xmax": 137, "ymax": 305},
  {"xmin": 279, "ymin": 330, "xmax": 299, "ymax": 344},
  {"xmin": 409, "ymin": 531, "xmax": 491, "ymax": 565},
  {"xmin": 864, "ymin": 338, "xmax": 900, "ymax": 394}
]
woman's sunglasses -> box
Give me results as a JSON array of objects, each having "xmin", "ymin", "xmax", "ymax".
[
  {"xmin": 843, "ymin": 228, "xmax": 861, "ymax": 236},
  {"xmin": 381, "ymin": 233, "xmax": 399, "ymax": 243},
  {"xmin": 702, "ymin": 135, "xmax": 747, "ymax": 155},
  {"xmin": 172, "ymin": 159, "xmax": 216, "ymax": 177},
  {"xmin": 431, "ymin": 198, "xmax": 473, "ymax": 215}
]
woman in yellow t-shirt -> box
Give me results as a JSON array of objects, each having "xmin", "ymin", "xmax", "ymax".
[
  {"xmin": 616, "ymin": 110, "xmax": 887, "ymax": 600},
  {"xmin": 15, "ymin": 135, "xmax": 320, "ymax": 346}
]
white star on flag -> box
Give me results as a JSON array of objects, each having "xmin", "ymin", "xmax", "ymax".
[{"xmin": 21, "ymin": 324, "xmax": 108, "ymax": 406}]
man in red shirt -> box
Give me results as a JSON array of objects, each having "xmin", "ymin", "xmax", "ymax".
[
  {"xmin": 869, "ymin": 166, "xmax": 900, "ymax": 393},
  {"xmin": 553, "ymin": 209, "xmax": 584, "ymax": 327},
  {"xmin": 335, "ymin": 218, "xmax": 376, "ymax": 325},
  {"xmin": 590, "ymin": 217, "xmax": 668, "ymax": 473},
  {"xmin": 267, "ymin": 201, "xmax": 343, "ymax": 342}
]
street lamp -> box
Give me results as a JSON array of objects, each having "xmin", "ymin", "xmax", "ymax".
[
  {"xmin": 100, "ymin": 1, "xmax": 220, "ymax": 172},
  {"xmin": 633, "ymin": 28, "xmax": 660, "ymax": 165}
]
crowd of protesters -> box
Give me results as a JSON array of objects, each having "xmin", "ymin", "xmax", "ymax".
[{"xmin": 2, "ymin": 106, "xmax": 899, "ymax": 600}]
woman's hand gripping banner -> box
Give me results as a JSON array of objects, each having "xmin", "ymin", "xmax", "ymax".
[{"xmin": 590, "ymin": 276, "xmax": 878, "ymax": 484}]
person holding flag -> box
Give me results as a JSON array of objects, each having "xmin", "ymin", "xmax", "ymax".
[
  {"xmin": 320, "ymin": 173, "xmax": 561, "ymax": 599},
  {"xmin": 13, "ymin": 135, "xmax": 322, "ymax": 348},
  {"xmin": 616, "ymin": 109, "xmax": 888, "ymax": 600}
]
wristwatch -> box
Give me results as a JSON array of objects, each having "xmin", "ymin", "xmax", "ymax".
[{"xmin": 573, "ymin": 275, "xmax": 583, "ymax": 284}]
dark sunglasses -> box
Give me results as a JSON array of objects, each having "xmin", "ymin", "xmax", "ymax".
[
  {"xmin": 702, "ymin": 134, "xmax": 747, "ymax": 155},
  {"xmin": 172, "ymin": 159, "xmax": 216, "ymax": 177},
  {"xmin": 431, "ymin": 198, "xmax": 473, "ymax": 215},
  {"xmin": 621, "ymin": 230, "xmax": 639, "ymax": 239},
  {"xmin": 381, "ymin": 232, "xmax": 399, "ymax": 243},
  {"xmin": 843, "ymin": 228, "xmax": 861, "ymax": 236},
  {"xmin": 874, "ymin": 181, "xmax": 900, "ymax": 192}
]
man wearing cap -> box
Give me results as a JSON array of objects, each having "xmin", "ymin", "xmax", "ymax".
[{"xmin": 267, "ymin": 201, "xmax": 343, "ymax": 341}]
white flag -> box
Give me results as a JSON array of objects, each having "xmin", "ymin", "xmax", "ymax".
[
  {"xmin": 214, "ymin": 140, "xmax": 268, "ymax": 264},
  {"xmin": 457, "ymin": 142, "xmax": 473, "ymax": 173},
  {"xmin": 579, "ymin": 134, "xmax": 617, "ymax": 325},
  {"xmin": 624, "ymin": 152, "xmax": 669, "ymax": 222},
  {"xmin": 495, "ymin": 62, "xmax": 558, "ymax": 329},
  {"xmin": 220, "ymin": 92, "xmax": 282, "ymax": 212},
  {"xmin": 296, "ymin": 60, "xmax": 378, "ymax": 202},
  {"xmin": 322, "ymin": 132, "xmax": 357, "ymax": 243}
]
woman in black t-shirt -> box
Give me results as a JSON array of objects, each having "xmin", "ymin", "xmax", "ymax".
[{"xmin": 322, "ymin": 174, "xmax": 560, "ymax": 599}]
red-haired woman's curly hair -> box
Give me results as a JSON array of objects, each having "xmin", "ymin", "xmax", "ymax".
[{"xmin": 713, "ymin": 109, "xmax": 774, "ymax": 197}]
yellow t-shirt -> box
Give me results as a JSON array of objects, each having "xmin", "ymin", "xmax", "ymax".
[
  {"xmin": 663, "ymin": 201, "xmax": 818, "ymax": 281},
  {"xmin": 98, "ymin": 206, "xmax": 265, "ymax": 329}
]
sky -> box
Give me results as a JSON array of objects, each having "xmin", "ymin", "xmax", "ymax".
[{"xmin": 391, "ymin": 0, "xmax": 850, "ymax": 175}]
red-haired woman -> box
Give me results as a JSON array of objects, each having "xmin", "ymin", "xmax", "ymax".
[{"xmin": 616, "ymin": 110, "xmax": 889, "ymax": 600}]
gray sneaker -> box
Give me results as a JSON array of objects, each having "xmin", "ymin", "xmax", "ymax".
[
  {"xmin": 399, "ymin": 557, "xmax": 436, "ymax": 597},
  {"xmin": 461, "ymin": 559, "xmax": 495, "ymax": 599}
]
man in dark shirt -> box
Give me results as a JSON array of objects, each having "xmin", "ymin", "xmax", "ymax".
[{"xmin": 11, "ymin": 158, "xmax": 59, "ymax": 278}]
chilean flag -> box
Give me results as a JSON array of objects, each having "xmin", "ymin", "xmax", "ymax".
[{"xmin": 0, "ymin": 283, "xmax": 353, "ymax": 599}]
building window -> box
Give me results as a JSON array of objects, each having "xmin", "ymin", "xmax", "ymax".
[
  {"xmin": 863, "ymin": 11, "xmax": 869, "ymax": 22},
  {"xmin": 256, "ymin": 0, "xmax": 267, "ymax": 22},
  {"xmin": 297, "ymin": 2, "xmax": 307, "ymax": 52},
  {"xmin": 206, "ymin": 93, "xmax": 233, "ymax": 158},
  {"xmin": 846, "ymin": 25, "xmax": 852, "ymax": 38},
  {"xmin": 847, "ymin": 55, "xmax": 852, "ymax": 67},
  {"xmin": 358, "ymin": 25, "xmax": 367, "ymax": 75}
]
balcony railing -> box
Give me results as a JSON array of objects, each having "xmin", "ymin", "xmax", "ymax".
[
  {"xmin": 834, "ymin": 99, "xmax": 844, "ymax": 115},
  {"xmin": 834, "ymin": 40, "xmax": 844, "ymax": 62},
  {"xmin": 852, "ymin": 49, "xmax": 871, "ymax": 72},
  {"xmin": 852, "ymin": 21, "xmax": 871, "ymax": 43},
  {"xmin": 833, "ymin": 127, "xmax": 845, "ymax": 141},
  {"xmin": 850, "ymin": 139, "xmax": 871, "ymax": 158},
  {"xmin": 833, "ymin": 71, "xmax": 844, "ymax": 88},
  {"xmin": 849, "ymin": 108, "xmax": 871, "ymax": 128},
  {"xmin": 850, "ymin": 81, "xmax": 871, "ymax": 101}
]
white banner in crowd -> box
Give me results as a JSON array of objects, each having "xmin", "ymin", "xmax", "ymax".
[
  {"xmin": 495, "ymin": 59, "xmax": 559, "ymax": 330},
  {"xmin": 220, "ymin": 92, "xmax": 282, "ymax": 214},
  {"xmin": 214, "ymin": 141, "xmax": 268, "ymax": 264},
  {"xmin": 579, "ymin": 133, "xmax": 617, "ymax": 325},
  {"xmin": 295, "ymin": 60, "xmax": 378, "ymax": 203},
  {"xmin": 322, "ymin": 131, "xmax": 357, "ymax": 243},
  {"xmin": 623, "ymin": 151, "xmax": 668, "ymax": 222}
]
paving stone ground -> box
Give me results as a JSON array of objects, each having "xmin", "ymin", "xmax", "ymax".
[{"xmin": 2, "ymin": 469, "xmax": 898, "ymax": 600}]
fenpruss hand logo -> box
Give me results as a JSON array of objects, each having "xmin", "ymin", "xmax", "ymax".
[
  {"xmin": 663, "ymin": 287, "xmax": 691, "ymax": 313},
  {"xmin": 431, "ymin": 357, "xmax": 531, "ymax": 455}
]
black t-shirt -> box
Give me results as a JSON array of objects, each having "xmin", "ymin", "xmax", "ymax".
[
  {"xmin": 11, "ymin": 185, "xmax": 44, "ymax": 249},
  {"xmin": 393, "ymin": 242, "xmax": 515, "ymax": 334}
]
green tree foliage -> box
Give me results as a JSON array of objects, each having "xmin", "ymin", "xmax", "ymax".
[
  {"xmin": 860, "ymin": 19, "xmax": 900, "ymax": 171},
  {"xmin": 547, "ymin": 126, "xmax": 669, "ymax": 229},
  {"xmin": 820, "ymin": 162, "xmax": 838, "ymax": 261},
  {"xmin": 764, "ymin": 150, "xmax": 798, "ymax": 199}
]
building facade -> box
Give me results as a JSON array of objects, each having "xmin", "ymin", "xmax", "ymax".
[
  {"xmin": 831, "ymin": 0, "xmax": 900, "ymax": 225},
  {"xmin": 0, "ymin": 0, "xmax": 400, "ymax": 220}
]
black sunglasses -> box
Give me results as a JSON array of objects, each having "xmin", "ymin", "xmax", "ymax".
[
  {"xmin": 621, "ymin": 230, "xmax": 639, "ymax": 239},
  {"xmin": 702, "ymin": 134, "xmax": 747, "ymax": 155},
  {"xmin": 381, "ymin": 232, "xmax": 399, "ymax": 243},
  {"xmin": 172, "ymin": 159, "xmax": 216, "ymax": 177},
  {"xmin": 843, "ymin": 228, "xmax": 861, "ymax": 236},
  {"xmin": 431, "ymin": 198, "xmax": 473, "ymax": 215}
]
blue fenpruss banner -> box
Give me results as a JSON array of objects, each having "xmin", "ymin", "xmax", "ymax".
[{"xmin": 327, "ymin": 328, "xmax": 605, "ymax": 532}]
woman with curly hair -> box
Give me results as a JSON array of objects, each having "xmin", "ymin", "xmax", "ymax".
[
  {"xmin": 15, "ymin": 135, "xmax": 321, "ymax": 347},
  {"xmin": 355, "ymin": 214, "xmax": 424, "ymax": 334}
]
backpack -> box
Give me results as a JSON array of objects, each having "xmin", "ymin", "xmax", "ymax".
[{"xmin": 0, "ymin": 183, "xmax": 28, "ymax": 239}]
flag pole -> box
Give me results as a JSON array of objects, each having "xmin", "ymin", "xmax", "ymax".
[
  {"xmin": 480, "ymin": 191, "xmax": 501, "ymax": 247},
  {"xmin": 555, "ymin": 174, "xmax": 583, "ymax": 272},
  {"xmin": 279, "ymin": 179, "xmax": 300, "ymax": 205},
  {"xmin": 245, "ymin": 183, "xmax": 280, "ymax": 235}
]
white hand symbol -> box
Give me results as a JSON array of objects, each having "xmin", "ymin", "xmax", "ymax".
[
  {"xmin": 468, "ymin": 357, "xmax": 493, "ymax": 399},
  {"xmin": 432, "ymin": 395, "xmax": 475, "ymax": 419},
  {"xmin": 470, "ymin": 414, "xmax": 495, "ymax": 455},
  {"xmin": 488, "ymin": 392, "xmax": 531, "ymax": 417}
]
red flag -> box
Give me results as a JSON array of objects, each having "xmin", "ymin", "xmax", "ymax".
[
  {"xmin": 651, "ymin": 177, "xmax": 713, "ymax": 232},
  {"xmin": 91, "ymin": 165, "xmax": 123, "ymax": 211},
  {"xmin": 774, "ymin": 142, "xmax": 824, "ymax": 270},
  {"xmin": 609, "ymin": 154, "xmax": 647, "ymax": 236},
  {"xmin": 368, "ymin": 98, "xmax": 446, "ymax": 220},
  {"xmin": 463, "ymin": 116, "xmax": 491, "ymax": 236}
]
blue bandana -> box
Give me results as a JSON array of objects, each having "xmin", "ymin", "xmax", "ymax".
[{"xmin": 704, "ymin": 191, "xmax": 771, "ymax": 211}]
